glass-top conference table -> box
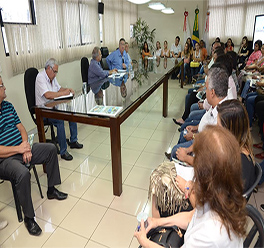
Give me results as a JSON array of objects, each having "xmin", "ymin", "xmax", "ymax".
[{"xmin": 35, "ymin": 57, "xmax": 183, "ymax": 196}]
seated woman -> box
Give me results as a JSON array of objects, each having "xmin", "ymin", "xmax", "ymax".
[
  {"xmin": 178, "ymin": 42, "xmax": 191, "ymax": 85},
  {"xmin": 154, "ymin": 41, "xmax": 162, "ymax": 58},
  {"xmin": 244, "ymin": 39, "xmax": 262, "ymax": 70},
  {"xmin": 161, "ymin": 40, "xmax": 170, "ymax": 58},
  {"xmin": 199, "ymin": 40, "xmax": 207, "ymax": 61},
  {"xmin": 237, "ymin": 36, "xmax": 250, "ymax": 70},
  {"xmin": 135, "ymin": 125, "xmax": 247, "ymax": 247},
  {"xmin": 186, "ymin": 37, "xmax": 194, "ymax": 58},
  {"xmin": 225, "ymin": 38, "xmax": 234, "ymax": 53},
  {"xmin": 190, "ymin": 42, "xmax": 202, "ymax": 77},
  {"xmin": 142, "ymin": 41, "xmax": 152, "ymax": 60}
]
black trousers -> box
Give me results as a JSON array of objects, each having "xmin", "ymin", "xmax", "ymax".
[{"xmin": 0, "ymin": 143, "xmax": 61, "ymax": 218}]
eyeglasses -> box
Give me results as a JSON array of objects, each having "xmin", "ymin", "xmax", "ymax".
[
  {"xmin": 51, "ymin": 67, "xmax": 58, "ymax": 74},
  {"xmin": 0, "ymin": 83, "xmax": 4, "ymax": 88}
]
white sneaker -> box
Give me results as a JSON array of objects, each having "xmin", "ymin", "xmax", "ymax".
[{"xmin": 0, "ymin": 220, "xmax": 8, "ymax": 230}]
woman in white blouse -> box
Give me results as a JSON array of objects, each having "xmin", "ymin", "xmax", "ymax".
[
  {"xmin": 135, "ymin": 125, "xmax": 247, "ymax": 248},
  {"xmin": 154, "ymin": 41, "xmax": 162, "ymax": 58}
]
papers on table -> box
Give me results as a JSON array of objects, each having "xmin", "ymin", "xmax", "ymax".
[
  {"xmin": 117, "ymin": 69, "xmax": 127, "ymax": 73},
  {"xmin": 108, "ymin": 72, "xmax": 126, "ymax": 79},
  {"xmin": 87, "ymin": 105, "xmax": 123, "ymax": 117},
  {"xmin": 54, "ymin": 92, "xmax": 73, "ymax": 101}
]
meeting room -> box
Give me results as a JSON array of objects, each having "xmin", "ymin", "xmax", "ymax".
[{"xmin": 0, "ymin": 0, "xmax": 264, "ymax": 247}]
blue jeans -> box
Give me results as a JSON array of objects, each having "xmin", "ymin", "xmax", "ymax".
[
  {"xmin": 170, "ymin": 140, "xmax": 194, "ymax": 161},
  {"xmin": 245, "ymin": 92, "xmax": 258, "ymax": 127},
  {"xmin": 190, "ymin": 103, "xmax": 199, "ymax": 112},
  {"xmin": 179, "ymin": 63, "xmax": 190, "ymax": 80},
  {"xmin": 241, "ymin": 80, "xmax": 251, "ymax": 99},
  {"xmin": 45, "ymin": 118, "xmax": 78, "ymax": 155}
]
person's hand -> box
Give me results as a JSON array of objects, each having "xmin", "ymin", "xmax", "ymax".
[
  {"xmin": 23, "ymin": 151, "xmax": 32, "ymax": 164},
  {"xmin": 134, "ymin": 219, "xmax": 148, "ymax": 247},
  {"xmin": 186, "ymin": 126, "xmax": 196, "ymax": 133},
  {"xmin": 175, "ymin": 175, "xmax": 187, "ymax": 192},
  {"xmin": 69, "ymin": 88, "xmax": 75, "ymax": 95},
  {"xmin": 110, "ymin": 69, "xmax": 118, "ymax": 75},
  {"xmin": 145, "ymin": 217, "xmax": 158, "ymax": 234},
  {"xmin": 184, "ymin": 131, "xmax": 194, "ymax": 141},
  {"xmin": 122, "ymin": 63, "xmax": 127, "ymax": 69},
  {"xmin": 198, "ymin": 101, "xmax": 204, "ymax": 109},
  {"xmin": 18, "ymin": 141, "xmax": 31, "ymax": 154},
  {"xmin": 176, "ymin": 147, "xmax": 188, "ymax": 162}
]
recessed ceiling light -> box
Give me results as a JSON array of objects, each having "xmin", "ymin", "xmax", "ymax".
[
  {"xmin": 127, "ymin": 0, "xmax": 151, "ymax": 4},
  {"xmin": 161, "ymin": 7, "xmax": 174, "ymax": 14},
  {"xmin": 148, "ymin": 2, "xmax": 165, "ymax": 10}
]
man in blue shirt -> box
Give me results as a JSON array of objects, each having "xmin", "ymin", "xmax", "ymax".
[
  {"xmin": 0, "ymin": 76, "xmax": 67, "ymax": 236},
  {"xmin": 106, "ymin": 38, "xmax": 130, "ymax": 70},
  {"xmin": 88, "ymin": 47, "xmax": 117, "ymax": 84}
]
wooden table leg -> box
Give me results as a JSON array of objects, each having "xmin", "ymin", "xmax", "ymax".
[
  {"xmin": 110, "ymin": 118, "xmax": 122, "ymax": 196},
  {"xmin": 35, "ymin": 108, "xmax": 47, "ymax": 172},
  {"xmin": 163, "ymin": 75, "xmax": 168, "ymax": 117}
]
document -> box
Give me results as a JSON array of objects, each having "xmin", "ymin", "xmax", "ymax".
[
  {"xmin": 173, "ymin": 158, "xmax": 194, "ymax": 182},
  {"xmin": 54, "ymin": 92, "xmax": 73, "ymax": 101},
  {"xmin": 88, "ymin": 105, "xmax": 123, "ymax": 117}
]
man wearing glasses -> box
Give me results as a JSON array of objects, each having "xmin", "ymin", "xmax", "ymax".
[
  {"xmin": 0, "ymin": 76, "xmax": 67, "ymax": 235},
  {"xmin": 35, "ymin": 58, "xmax": 83, "ymax": 161}
]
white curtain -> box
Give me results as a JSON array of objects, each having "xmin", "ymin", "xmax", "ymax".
[
  {"xmin": 5, "ymin": 0, "xmax": 99, "ymax": 75},
  {"xmin": 102, "ymin": 0, "xmax": 137, "ymax": 51},
  {"xmin": 208, "ymin": 0, "xmax": 264, "ymax": 45}
]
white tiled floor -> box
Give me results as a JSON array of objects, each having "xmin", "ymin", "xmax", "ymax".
[{"xmin": 0, "ymin": 79, "xmax": 263, "ymax": 247}]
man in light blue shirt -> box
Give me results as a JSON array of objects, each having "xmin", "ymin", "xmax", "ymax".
[
  {"xmin": 106, "ymin": 38, "xmax": 129, "ymax": 70},
  {"xmin": 88, "ymin": 47, "xmax": 117, "ymax": 85}
]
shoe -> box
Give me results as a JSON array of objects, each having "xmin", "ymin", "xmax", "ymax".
[
  {"xmin": 253, "ymin": 143, "xmax": 263, "ymax": 149},
  {"xmin": 260, "ymin": 204, "xmax": 264, "ymax": 212},
  {"xmin": 47, "ymin": 188, "xmax": 68, "ymax": 200},
  {"xmin": 255, "ymin": 152, "xmax": 264, "ymax": 159},
  {"xmin": 61, "ymin": 151, "xmax": 73, "ymax": 161},
  {"xmin": 165, "ymin": 152, "xmax": 171, "ymax": 160},
  {"xmin": 0, "ymin": 220, "xmax": 8, "ymax": 230},
  {"xmin": 69, "ymin": 141, "xmax": 83, "ymax": 149},
  {"xmin": 24, "ymin": 217, "xmax": 42, "ymax": 236},
  {"xmin": 173, "ymin": 118, "xmax": 183, "ymax": 126},
  {"xmin": 178, "ymin": 127, "xmax": 181, "ymax": 132}
]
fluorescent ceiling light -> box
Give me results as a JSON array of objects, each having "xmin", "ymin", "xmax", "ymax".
[
  {"xmin": 127, "ymin": 0, "xmax": 151, "ymax": 4},
  {"xmin": 161, "ymin": 7, "xmax": 174, "ymax": 14},
  {"xmin": 148, "ymin": 2, "xmax": 165, "ymax": 10}
]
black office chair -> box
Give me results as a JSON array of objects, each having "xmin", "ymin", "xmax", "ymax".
[
  {"xmin": 244, "ymin": 204, "xmax": 264, "ymax": 247},
  {"xmin": 24, "ymin": 67, "xmax": 59, "ymax": 153},
  {"xmin": 100, "ymin": 58, "xmax": 109, "ymax": 70},
  {"xmin": 81, "ymin": 57, "xmax": 90, "ymax": 93},
  {"xmin": 243, "ymin": 163, "xmax": 262, "ymax": 201},
  {"xmin": 100, "ymin": 47, "xmax": 109, "ymax": 58}
]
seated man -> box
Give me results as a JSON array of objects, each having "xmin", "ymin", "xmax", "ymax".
[
  {"xmin": 170, "ymin": 65, "xmax": 229, "ymax": 160},
  {"xmin": 88, "ymin": 46, "xmax": 117, "ymax": 84},
  {"xmin": 35, "ymin": 58, "xmax": 83, "ymax": 161},
  {"xmin": 106, "ymin": 38, "xmax": 129, "ymax": 70},
  {"xmin": 170, "ymin": 36, "xmax": 181, "ymax": 58},
  {"xmin": 0, "ymin": 76, "xmax": 67, "ymax": 236}
]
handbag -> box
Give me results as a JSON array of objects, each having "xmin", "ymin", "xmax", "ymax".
[
  {"xmin": 190, "ymin": 61, "xmax": 200, "ymax": 67},
  {"xmin": 138, "ymin": 226, "xmax": 185, "ymax": 248}
]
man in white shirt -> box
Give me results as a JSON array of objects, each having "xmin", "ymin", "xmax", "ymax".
[
  {"xmin": 35, "ymin": 58, "xmax": 83, "ymax": 161},
  {"xmin": 170, "ymin": 36, "xmax": 181, "ymax": 58},
  {"xmin": 169, "ymin": 66, "xmax": 229, "ymax": 160}
]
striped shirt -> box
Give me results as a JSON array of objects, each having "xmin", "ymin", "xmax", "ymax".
[{"xmin": 0, "ymin": 101, "xmax": 22, "ymax": 146}]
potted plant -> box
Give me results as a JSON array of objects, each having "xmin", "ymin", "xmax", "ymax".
[{"xmin": 133, "ymin": 18, "xmax": 156, "ymax": 56}]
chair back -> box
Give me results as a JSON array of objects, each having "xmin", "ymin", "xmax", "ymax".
[
  {"xmin": 243, "ymin": 163, "xmax": 262, "ymax": 201},
  {"xmin": 100, "ymin": 47, "xmax": 109, "ymax": 58},
  {"xmin": 100, "ymin": 57, "xmax": 109, "ymax": 70},
  {"xmin": 244, "ymin": 204, "xmax": 264, "ymax": 247},
  {"xmin": 81, "ymin": 57, "xmax": 89, "ymax": 83},
  {"xmin": 24, "ymin": 67, "xmax": 39, "ymax": 124}
]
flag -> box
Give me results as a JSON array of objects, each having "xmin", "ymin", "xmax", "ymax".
[
  {"xmin": 183, "ymin": 11, "xmax": 191, "ymax": 44},
  {"xmin": 203, "ymin": 11, "xmax": 210, "ymax": 49},
  {"xmin": 192, "ymin": 8, "xmax": 199, "ymax": 46}
]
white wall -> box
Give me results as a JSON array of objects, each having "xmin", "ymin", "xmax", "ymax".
[{"xmin": 138, "ymin": 0, "xmax": 208, "ymax": 49}]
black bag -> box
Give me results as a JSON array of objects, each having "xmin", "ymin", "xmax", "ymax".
[{"xmin": 138, "ymin": 226, "xmax": 185, "ymax": 248}]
